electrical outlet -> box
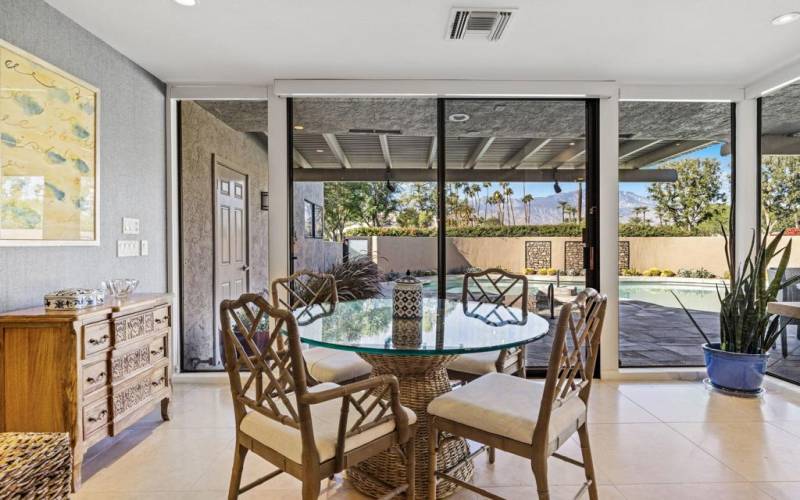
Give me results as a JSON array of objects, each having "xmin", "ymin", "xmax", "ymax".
[
  {"xmin": 140, "ymin": 240, "xmax": 149, "ymax": 256},
  {"xmin": 122, "ymin": 217, "xmax": 140, "ymax": 235},
  {"xmin": 117, "ymin": 240, "xmax": 140, "ymax": 257}
]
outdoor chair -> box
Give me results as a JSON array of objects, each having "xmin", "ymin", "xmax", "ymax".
[
  {"xmin": 428, "ymin": 289, "xmax": 608, "ymax": 500},
  {"xmin": 768, "ymin": 267, "xmax": 800, "ymax": 356},
  {"xmin": 271, "ymin": 270, "xmax": 372, "ymax": 384},
  {"xmin": 447, "ymin": 268, "xmax": 530, "ymax": 384},
  {"xmin": 220, "ymin": 293, "xmax": 417, "ymax": 499}
]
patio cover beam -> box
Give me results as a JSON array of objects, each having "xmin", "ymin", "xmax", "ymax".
[
  {"xmin": 464, "ymin": 137, "xmax": 496, "ymax": 169},
  {"xmin": 426, "ymin": 136, "xmax": 437, "ymax": 169},
  {"xmin": 322, "ymin": 133, "xmax": 352, "ymax": 168},
  {"xmin": 541, "ymin": 140, "xmax": 586, "ymax": 168},
  {"xmin": 293, "ymin": 167, "xmax": 677, "ymax": 183},
  {"xmin": 502, "ymin": 138, "xmax": 551, "ymax": 169},
  {"xmin": 760, "ymin": 134, "xmax": 800, "ymax": 155},
  {"xmin": 378, "ymin": 134, "xmax": 393, "ymax": 169},
  {"xmin": 618, "ymin": 139, "xmax": 661, "ymax": 161},
  {"xmin": 293, "ymin": 148, "xmax": 311, "ymax": 169},
  {"xmin": 621, "ymin": 140, "xmax": 715, "ymax": 169}
]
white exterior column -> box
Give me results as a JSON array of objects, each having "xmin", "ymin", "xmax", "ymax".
[
  {"xmin": 599, "ymin": 96, "xmax": 620, "ymax": 377},
  {"xmin": 735, "ymin": 99, "xmax": 759, "ymax": 270},
  {"xmin": 268, "ymin": 86, "xmax": 289, "ymax": 284}
]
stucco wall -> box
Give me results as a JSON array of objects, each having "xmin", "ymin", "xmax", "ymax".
[
  {"xmin": 179, "ymin": 100, "xmax": 269, "ymax": 370},
  {"xmin": 0, "ymin": 0, "xmax": 166, "ymax": 311},
  {"xmin": 292, "ymin": 182, "xmax": 341, "ymax": 272},
  {"xmin": 369, "ymin": 235, "xmax": 800, "ymax": 277}
]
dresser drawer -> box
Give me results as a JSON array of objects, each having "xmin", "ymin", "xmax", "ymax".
[
  {"xmin": 113, "ymin": 310, "xmax": 155, "ymax": 345},
  {"xmin": 153, "ymin": 306, "xmax": 170, "ymax": 331},
  {"xmin": 112, "ymin": 361, "xmax": 169, "ymax": 420},
  {"xmin": 83, "ymin": 321, "xmax": 111, "ymax": 358},
  {"xmin": 82, "ymin": 359, "xmax": 109, "ymax": 395},
  {"xmin": 83, "ymin": 397, "xmax": 110, "ymax": 439},
  {"xmin": 149, "ymin": 335, "xmax": 167, "ymax": 362}
]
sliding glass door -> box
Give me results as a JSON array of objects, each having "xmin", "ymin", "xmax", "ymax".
[
  {"xmin": 287, "ymin": 97, "xmax": 600, "ymax": 373},
  {"xmin": 760, "ymin": 85, "xmax": 800, "ymax": 385},
  {"xmin": 442, "ymin": 99, "xmax": 598, "ymax": 370}
]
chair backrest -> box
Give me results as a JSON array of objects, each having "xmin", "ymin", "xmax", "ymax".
[
  {"xmin": 462, "ymin": 268, "xmax": 529, "ymax": 315},
  {"xmin": 271, "ymin": 270, "xmax": 338, "ymax": 328},
  {"xmin": 220, "ymin": 293, "xmax": 312, "ymax": 433},
  {"xmin": 533, "ymin": 288, "xmax": 607, "ymax": 449},
  {"xmin": 770, "ymin": 267, "xmax": 800, "ymax": 302}
]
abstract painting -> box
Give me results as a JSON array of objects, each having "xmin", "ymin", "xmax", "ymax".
[{"xmin": 0, "ymin": 39, "xmax": 98, "ymax": 245}]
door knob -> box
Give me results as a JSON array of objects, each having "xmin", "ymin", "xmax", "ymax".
[{"xmin": 241, "ymin": 265, "xmax": 250, "ymax": 271}]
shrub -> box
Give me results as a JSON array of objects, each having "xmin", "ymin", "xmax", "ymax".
[
  {"xmin": 524, "ymin": 268, "xmax": 537, "ymax": 275},
  {"xmin": 642, "ymin": 267, "xmax": 662, "ymax": 277},
  {"xmin": 660, "ymin": 270, "xmax": 676, "ymax": 277},
  {"xmin": 318, "ymin": 257, "xmax": 383, "ymax": 301},
  {"xmin": 677, "ymin": 267, "xmax": 717, "ymax": 279},
  {"xmin": 621, "ymin": 268, "xmax": 642, "ymax": 276},
  {"xmin": 545, "ymin": 268, "xmax": 558, "ymax": 276}
]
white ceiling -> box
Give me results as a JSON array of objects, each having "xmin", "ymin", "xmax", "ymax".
[{"xmin": 45, "ymin": 0, "xmax": 800, "ymax": 86}]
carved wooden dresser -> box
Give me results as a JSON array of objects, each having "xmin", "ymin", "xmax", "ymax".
[{"xmin": 0, "ymin": 293, "xmax": 172, "ymax": 490}]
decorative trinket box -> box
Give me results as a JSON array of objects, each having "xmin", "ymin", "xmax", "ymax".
[
  {"xmin": 44, "ymin": 288, "xmax": 105, "ymax": 310},
  {"xmin": 393, "ymin": 271, "xmax": 423, "ymax": 319}
]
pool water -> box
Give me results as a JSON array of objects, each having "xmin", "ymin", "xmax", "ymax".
[{"xmin": 428, "ymin": 275, "xmax": 722, "ymax": 313}]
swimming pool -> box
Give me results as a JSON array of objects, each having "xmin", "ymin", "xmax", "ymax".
[{"xmin": 426, "ymin": 275, "xmax": 723, "ymax": 312}]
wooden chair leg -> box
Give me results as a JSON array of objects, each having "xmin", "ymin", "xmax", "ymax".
[
  {"xmin": 531, "ymin": 456, "xmax": 549, "ymax": 500},
  {"xmin": 302, "ymin": 479, "xmax": 321, "ymax": 500},
  {"xmin": 405, "ymin": 437, "xmax": 416, "ymax": 500},
  {"xmin": 577, "ymin": 424, "xmax": 599, "ymax": 500},
  {"xmin": 228, "ymin": 442, "xmax": 247, "ymax": 500},
  {"xmin": 427, "ymin": 423, "xmax": 439, "ymax": 500},
  {"xmin": 488, "ymin": 446, "xmax": 496, "ymax": 464}
]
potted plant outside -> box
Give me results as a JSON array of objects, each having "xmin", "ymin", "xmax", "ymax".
[{"xmin": 674, "ymin": 223, "xmax": 800, "ymax": 394}]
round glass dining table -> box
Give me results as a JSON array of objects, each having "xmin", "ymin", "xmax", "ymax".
[{"xmin": 292, "ymin": 297, "xmax": 550, "ymax": 499}]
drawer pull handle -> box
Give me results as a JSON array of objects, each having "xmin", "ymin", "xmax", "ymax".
[
  {"xmin": 86, "ymin": 372, "xmax": 106, "ymax": 384},
  {"xmin": 88, "ymin": 334, "xmax": 110, "ymax": 345},
  {"xmin": 88, "ymin": 409, "xmax": 107, "ymax": 423},
  {"xmin": 151, "ymin": 377, "xmax": 166, "ymax": 387},
  {"xmin": 154, "ymin": 318, "xmax": 162, "ymax": 324},
  {"xmin": 150, "ymin": 346, "xmax": 165, "ymax": 356}
]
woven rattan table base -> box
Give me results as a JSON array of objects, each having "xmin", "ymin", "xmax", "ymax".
[{"xmin": 349, "ymin": 354, "xmax": 474, "ymax": 499}]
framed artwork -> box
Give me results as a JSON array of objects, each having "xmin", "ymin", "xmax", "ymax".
[{"xmin": 0, "ymin": 39, "xmax": 99, "ymax": 246}]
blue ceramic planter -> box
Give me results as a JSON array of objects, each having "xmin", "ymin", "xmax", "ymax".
[{"xmin": 703, "ymin": 343, "xmax": 768, "ymax": 393}]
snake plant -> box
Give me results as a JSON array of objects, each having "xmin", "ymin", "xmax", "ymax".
[{"xmin": 673, "ymin": 221, "xmax": 800, "ymax": 355}]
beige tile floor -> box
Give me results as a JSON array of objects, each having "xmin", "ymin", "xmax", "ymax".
[{"xmin": 74, "ymin": 377, "xmax": 800, "ymax": 500}]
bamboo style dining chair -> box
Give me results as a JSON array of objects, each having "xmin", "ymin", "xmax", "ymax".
[
  {"xmin": 447, "ymin": 268, "xmax": 530, "ymax": 384},
  {"xmin": 271, "ymin": 270, "xmax": 372, "ymax": 385},
  {"xmin": 220, "ymin": 293, "xmax": 417, "ymax": 500},
  {"xmin": 428, "ymin": 289, "xmax": 608, "ymax": 500}
]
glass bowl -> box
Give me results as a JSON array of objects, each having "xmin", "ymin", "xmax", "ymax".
[{"xmin": 108, "ymin": 278, "xmax": 139, "ymax": 298}]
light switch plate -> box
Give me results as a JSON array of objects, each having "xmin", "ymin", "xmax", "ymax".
[
  {"xmin": 122, "ymin": 217, "xmax": 140, "ymax": 235},
  {"xmin": 140, "ymin": 240, "xmax": 149, "ymax": 256},
  {"xmin": 117, "ymin": 240, "xmax": 140, "ymax": 257}
]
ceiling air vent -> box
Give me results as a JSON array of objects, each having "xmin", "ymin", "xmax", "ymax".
[{"xmin": 447, "ymin": 8, "xmax": 516, "ymax": 41}]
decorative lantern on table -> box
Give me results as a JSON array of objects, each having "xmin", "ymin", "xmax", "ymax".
[
  {"xmin": 393, "ymin": 271, "xmax": 423, "ymax": 319},
  {"xmin": 392, "ymin": 318, "xmax": 423, "ymax": 348}
]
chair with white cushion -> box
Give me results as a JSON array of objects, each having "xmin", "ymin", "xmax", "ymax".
[
  {"xmin": 428, "ymin": 289, "xmax": 607, "ymax": 500},
  {"xmin": 271, "ymin": 270, "xmax": 372, "ymax": 384},
  {"xmin": 448, "ymin": 268, "xmax": 529, "ymax": 384},
  {"xmin": 220, "ymin": 293, "xmax": 417, "ymax": 499}
]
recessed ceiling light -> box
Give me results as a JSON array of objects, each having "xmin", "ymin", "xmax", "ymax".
[
  {"xmin": 448, "ymin": 113, "xmax": 470, "ymax": 122},
  {"xmin": 772, "ymin": 12, "xmax": 800, "ymax": 26},
  {"xmin": 569, "ymin": 142, "xmax": 576, "ymax": 146},
  {"xmin": 293, "ymin": 125, "xmax": 304, "ymax": 130},
  {"xmin": 173, "ymin": 0, "xmax": 197, "ymax": 6},
  {"xmin": 316, "ymin": 149, "xmax": 324, "ymax": 153}
]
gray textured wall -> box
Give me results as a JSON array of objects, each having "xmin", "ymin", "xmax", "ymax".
[
  {"xmin": 0, "ymin": 0, "xmax": 167, "ymax": 311},
  {"xmin": 180, "ymin": 101, "xmax": 269, "ymax": 371},
  {"xmin": 292, "ymin": 182, "xmax": 342, "ymax": 272}
]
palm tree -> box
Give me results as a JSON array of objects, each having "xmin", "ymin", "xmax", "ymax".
[
  {"xmin": 490, "ymin": 191, "xmax": 505, "ymax": 225},
  {"xmin": 576, "ymin": 181, "xmax": 583, "ymax": 224},
  {"xmin": 482, "ymin": 182, "xmax": 492, "ymax": 220},
  {"xmin": 558, "ymin": 200, "xmax": 569, "ymax": 223},
  {"xmin": 521, "ymin": 194, "xmax": 534, "ymax": 224},
  {"xmin": 501, "ymin": 182, "xmax": 515, "ymax": 225}
]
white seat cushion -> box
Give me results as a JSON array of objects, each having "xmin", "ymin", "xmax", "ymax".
[
  {"xmin": 449, "ymin": 350, "xmax": 525, "ymax": 376},
  {"xmin": 303, "ymin": 347, "xmax": 372, "ymax": 383},
  {"xmin": 428, "ymin": 372, "xmax": 586, "ymax": 452},
  {"xmin": 240, "ymin": 382, "xmax": 417, "ymax": 464}
]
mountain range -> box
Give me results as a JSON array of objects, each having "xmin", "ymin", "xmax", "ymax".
[{"xmin": 481, "ymin": 189, "xmax": 655, "ymax": 224}]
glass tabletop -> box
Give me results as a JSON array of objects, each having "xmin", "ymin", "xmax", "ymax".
[{"xmin": 291, "ymin": 298, "xmax": 550, "ymax": 355}]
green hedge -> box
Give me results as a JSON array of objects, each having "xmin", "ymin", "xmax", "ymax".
[{"xmin": 346, "ymin": 223, "xmax": 718, "ymax": 238}]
